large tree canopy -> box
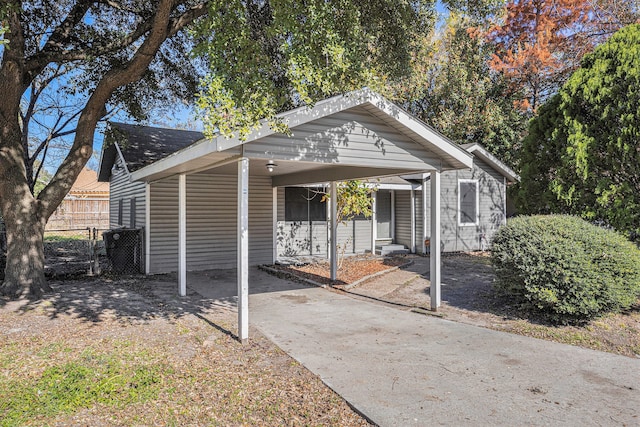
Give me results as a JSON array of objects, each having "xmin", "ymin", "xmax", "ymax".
[
  {"xmin": 193, "ymin": 0, "xmax": 434, "ymax": 139},
  {"xmin": 485, "ymin": 0, "xmax": 638, "ymax": 112},
  {"xmin": 397, "ymin": 13, "xmax": 527, "ymax": 168},
  {"xmin": 516, "ymin": 24, "xmax": 640, "ymax": 237},
  {"xmin": 0, "ymin": 0, "xmax": 435, "ymax": 298}
]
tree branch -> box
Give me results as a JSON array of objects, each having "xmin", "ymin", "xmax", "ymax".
[
  {"xmin": 26, "ymin": 1, "xmax": 209, "ymax": 78},
  {"xmin": 38, "ymin": 0, "xmax": 208, "ymax": 216}
]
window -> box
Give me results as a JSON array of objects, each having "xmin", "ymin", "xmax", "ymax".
[
  {"xmin": 117, "ymin": 199, "xmax": 123, "ymax": 226},
  {"xmin": 458, "ymin": 180, "xmax": 478, "ymax": 226},
  {"xmin": 285, "ymin": 187, "xmax": 326, "ymax": 221},
  {"xmin": 130, "ymin": 197, "xmax": 136, "ymax": 228}
]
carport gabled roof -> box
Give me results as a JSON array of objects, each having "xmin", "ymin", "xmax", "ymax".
[{"xmin": 129, "ymin": 89, "xmax": 474, "ymax": 183}]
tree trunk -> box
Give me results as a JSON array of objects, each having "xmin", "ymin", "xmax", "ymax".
[{"xmin": 0, "ymin": 202, "xmax": 51, "ymax": 298}]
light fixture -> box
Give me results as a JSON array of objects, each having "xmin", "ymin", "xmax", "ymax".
[{"xmin": 266, "ymin": 160, "xmax": 278, "ymax": 173}]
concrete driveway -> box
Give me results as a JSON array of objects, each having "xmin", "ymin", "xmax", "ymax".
[{"xmin": 244, "ymin": 269, "xmax": 640, "ymax": 426}]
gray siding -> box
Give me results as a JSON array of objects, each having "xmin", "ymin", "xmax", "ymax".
[
  {"xmin": 109, "ymin": 157, "xmax": 145, "ymax": 229},
  {"xmin": 418, "ymin": 159, "xmax": 506, "ymax": 252},
  {"xmin": 243, "ymin": 107, "xmax": 438, "ymax": 170},
  {"xmin": 394, "ymin": 191, "xmax": 413, "ymax": 251},
  {"xmin": 276, "ymin": 187, "xmax": 372, "ymax": 257},
  {"xmin": 148, "ymin": 173, "xmax": 273, "ymax": 274}
]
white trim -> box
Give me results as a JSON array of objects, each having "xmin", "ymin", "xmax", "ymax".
[
  {"xmin": 113, "ymin": 142, "xmax": 132, "ymax": 181},
  {"xmin": 462, "ymin": 143, "xmax": 519, "ymax": 182},
  {"xmin": 238, "ymin": 158, "xmax": 249, "ymax": 343},
  {"xmin": 272, "ymin": 187, "xmax": 278, "ymax": 263},
  {"xmin": 410, "ymin": 189, "xmax": 416, "ymax": 253},
  {"xmin": 330, "ymin": 182, "xmax": 338, "ymax": 281},
  {"xmin": 458, "ymin": 179, "xmax": 479, "ymax": 227},
  {"xmin": 371, "ymin": 191, "xmax": 377, "ymax": 253},
  {"xmin": 503, "ymin": 176, "xmax": 507, "ymax": 225},
  {"xmin": 421, "ymin": 178, "xmax": 428, "ymax": 254},
  {"xmin": 430, "ymin": 170, "xmax": 441, "ymax": 310},
  {"xmin": 178, "ymin": 174, "xmax": 187, "ymax": 297},
  {"xmin": 390, "ymin": 190, "xmax": 396, "ymax": 242},
  {"xmin": 145, "ymin": 183, "xmax": 150, "ymax": 275}
]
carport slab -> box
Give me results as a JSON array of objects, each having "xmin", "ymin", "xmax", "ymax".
[{"xmin": 248, "ymin": 275, "xmax": 640, "ymax": 426}]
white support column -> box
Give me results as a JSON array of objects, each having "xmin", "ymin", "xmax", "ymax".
[
  {"xmin": 272, "ymin": 187, "xmax": 278, "ymax": 264},
  {"xmin": 370, "ymin": 191, "xmax": 377, "ymax": 254},
  {"xmin": 145, "ymin": 182, "xmax": 151, "ymax": 275},
  {"xmin": 410, "ymin": 188, "xmax": 416, "ymax": 253},
  {"xmin": 430, "ymin": 170, "xmax": 441, "ymax": 311},
  {"xmin": 330, "ymin": 181, "xmax": 338, "ymax": 281},
  {"xmin": 503, "ymin": 176, "xmax": 507, "ymax": 225},
  {"xmin": 238, "ymin": 157, "xmax": 249, "ymax": 343},
  {"xmin": 178, "ymin": 174, "xmax": 187, "ymax": 297},
  {"xmin": 390, "ymin": 190, "xmax": 396, "ymax": 242},
  {"xmin": 422, "ymin": 178, "xmax": 428, "ymax": 254}
]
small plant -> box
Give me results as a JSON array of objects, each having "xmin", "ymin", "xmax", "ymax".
[{"xmin": 491, "ymin": 215, "xmax": 640, "ymax": 324}]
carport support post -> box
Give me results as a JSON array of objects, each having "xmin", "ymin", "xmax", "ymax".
[
  {"xmin": 370, "ymin": 191, "xmax": 377, "ymax": 254},
  {"xmin": 178, "ymin": 174, "xmax": 187, "ymax": 297},
  {"xmin": 422, "ymin": 177, "xmax": 428, "ymax": 254},
  {"xmin": 410, "ymin": 189, "xmax": 416, "ymax": 253},
  {"xmin": 330, "ymin": 181, "xmax": 338, "ymax": 281},
  {"xmin": 430, "ymin": 170, "xmax": 441, "ymax": 310},
  {"xmin": 238, "ymin": 157, "xmax": 249, "ymax": 343}
]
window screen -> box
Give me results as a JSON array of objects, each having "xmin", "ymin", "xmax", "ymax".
[
  {"xmin": 459, "ymin": 181, "xmax": 478, "ymax": 225},
  {"xmin": 285, "ymin": 187, "xmax": 326, "ymax": 221}
]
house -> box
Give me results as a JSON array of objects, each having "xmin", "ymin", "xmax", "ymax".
[
  {"xmin": 276, "ymin": 143, "xmax": 517, "ymax": 258},
  {"xmin": 47, "ymin": 167, "xmax": 110, "ymax": 231},
  {"xmin": 98, "ymin": 89, "xmax": 513, "ymax": 341}
]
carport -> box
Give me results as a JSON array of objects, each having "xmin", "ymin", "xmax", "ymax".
[{"xmin": 129, "ymin": 89, "xmax": 473, "ymax": 342}]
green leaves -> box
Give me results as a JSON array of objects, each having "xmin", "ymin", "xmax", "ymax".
[
  {"xmin": 492, "ymin": 215, "xmax": 640, "ymax": 323},
  {"xmin": 517, "ymin": 24, "xmax": 640, "ymax": 238},
  {"xmin": 193, "ymin": 0, "xmax": 432, "ymax": 140}
]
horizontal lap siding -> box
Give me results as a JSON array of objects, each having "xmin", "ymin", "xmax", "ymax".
[
  {"xmin": 243, "ymin": 107, "xmax": 436, "ymax": 169},
  {"xmin": 455, "ymin": 160, "xmax": 505, "ymax": 251},
  {"xmin": 419, "ymin": 161, "xmax": 506, "ymax": 253},
  {"xmin": 149, "ymin": 177, "xmax": 179, "ymax": 273},
  {"xmin": 276, "ymin": 187, "xmax": 372, "ymax": 257},
  {"xmin": 394, "ymin": 191, "xmax": 412, "ymax": 250},
  {"xmin": 414, "ymin": 191, "xmax": 424, "ymax": 253},
  {"xmin": 148, "ymin": 174, "xmax": 273, "ymax": 274},
  {"xmin": 109, "ymin": 158, "xmax": 145, "ymax": 229},
  {"xmin": 439, "ymin": 173, "xmax": 459, "ymax": 252}
]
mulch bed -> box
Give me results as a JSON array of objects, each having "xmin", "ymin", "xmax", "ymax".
[{"xmin": 269, "ymin": 255, "xmax": 408, "ymax": 286}]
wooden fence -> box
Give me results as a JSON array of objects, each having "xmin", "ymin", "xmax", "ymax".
[{"xmin": 47, "ymin": 198, "xmax": 110, "ymax": 231}]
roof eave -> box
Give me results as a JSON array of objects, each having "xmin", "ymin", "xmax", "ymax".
[{"xmin": 463, "ymin": 143, "xmax": 520, "ymax": 182}]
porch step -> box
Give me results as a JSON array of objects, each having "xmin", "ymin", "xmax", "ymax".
[{"xmin": 376, "ymin": 244, "xmax": 409, "ymax": 256}]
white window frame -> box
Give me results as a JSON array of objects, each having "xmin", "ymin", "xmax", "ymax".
[{"xmin": 458, "ymin": 179, "xmax": 479, "ymax": 226}]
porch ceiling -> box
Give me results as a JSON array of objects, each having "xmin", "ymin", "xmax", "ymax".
[{"xmin": 196, "ymin": 157, "xmax": 428, "ymax": 187}]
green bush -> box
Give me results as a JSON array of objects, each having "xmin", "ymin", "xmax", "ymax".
[{"xmin": 491, "ymin": 215, "xmax": 640, "ymax": 323}]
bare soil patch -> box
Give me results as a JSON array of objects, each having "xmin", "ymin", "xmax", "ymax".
[
  {"xmin": 270, "ymin": 254, "xmax": 408, "ymax": 286},
  {"xmin": 277, "ymin": 253, "xmax": 640, "ymax": 358},
  {"xmin": 0, "ymin": 276, "xmax": 369, "ymax": 426}
]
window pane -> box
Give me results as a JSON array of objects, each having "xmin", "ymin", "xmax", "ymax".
[
  {"xmin": 284, "ymin": 187, "xmax": 327, "ymax": 222},
  {"xmin": 308, "ymin": 187, "xmax": 326, "ymax": 221},
  {"xmin": 460, "ymin": 182, "xmax": 477, "ymax": 224},
  {"xmin": 285, "ymin": 187, "xmax": 308, "ymax": 221}
]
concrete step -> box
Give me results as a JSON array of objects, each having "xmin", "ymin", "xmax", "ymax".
[{"xmin": 376, "ymin": 244, "xmax": 409, "ymax": 256}]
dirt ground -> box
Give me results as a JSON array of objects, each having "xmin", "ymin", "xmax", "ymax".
[
  {"xmin": 279, "ymin": 253, "xmax": 640, "ymax": 358},
  {"xmin": 0, "ymin": 275, "xmax": 369, "ymax": 426}
]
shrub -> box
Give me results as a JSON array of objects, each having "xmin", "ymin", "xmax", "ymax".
[{"xmin": 491, "ymin": 215, "xmax": 640, "ymax": 323}]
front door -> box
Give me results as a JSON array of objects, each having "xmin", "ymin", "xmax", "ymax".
[{"xmin": 376, "ymin": 190, "xmax": 392, "ymax": 239}]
